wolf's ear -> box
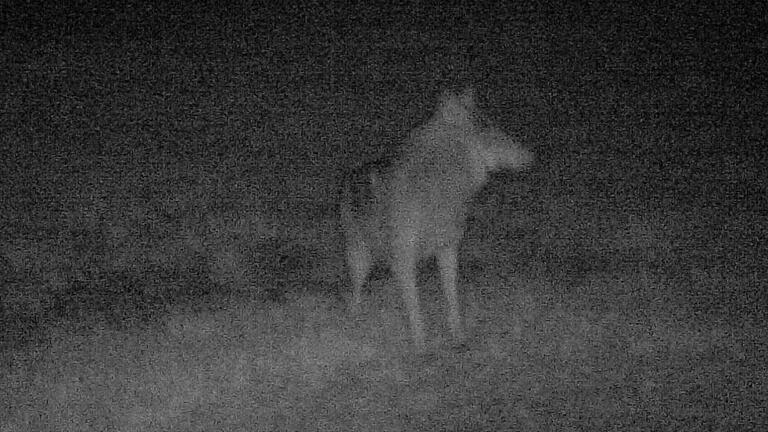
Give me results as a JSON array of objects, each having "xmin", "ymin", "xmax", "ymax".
[
  {"xmin": 438, "ymin": 89, "xmax": 458, "ymax": 108},
  {"xmin": 437, "ymin": 90, "xmax": 470, "ymax": 124},
  {"xmin": 458, "ymin": 88, "xmax": 476, "ymax": 109}
]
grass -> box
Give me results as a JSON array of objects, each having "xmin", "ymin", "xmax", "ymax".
[{"xmin": 2, "ymin": 212, "xmax": 765, "ymax": 431}]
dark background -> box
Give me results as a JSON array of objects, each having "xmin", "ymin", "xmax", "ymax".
[{"xmin": 2, "ymin": 1, "xmax": 766, "ymax": 237}]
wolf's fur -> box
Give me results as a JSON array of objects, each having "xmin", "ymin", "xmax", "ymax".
[{"xmin": 339, "ymin": 88, "xmax": 534, "ymax": 349}]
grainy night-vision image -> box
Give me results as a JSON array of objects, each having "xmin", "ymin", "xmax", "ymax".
[{"xmin": 2, "ymin": 3, "xmax": 765, "ymax": 430}]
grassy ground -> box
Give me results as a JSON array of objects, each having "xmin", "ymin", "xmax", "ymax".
[{"xmin": 2, "ymin": 204, "xmax": 765, "ymax": 431}]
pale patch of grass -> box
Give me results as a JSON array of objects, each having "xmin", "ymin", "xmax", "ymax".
[{"xmin": 2, "ymin": 265, "xmax": 763, "ymax": 431}]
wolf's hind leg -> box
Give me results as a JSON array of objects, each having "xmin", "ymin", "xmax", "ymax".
[
  {"xmin": 346, "ymin": 234, "xmax": 371, "ymax": 314},
  {"xmin": 437, "ymin": 247, "xmax": 463, "ymax": 344}
]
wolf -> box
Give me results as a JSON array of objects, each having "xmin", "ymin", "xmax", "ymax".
[{"xmin": 339, "ymin": 88, "xmax": 534, "ymax": 350}]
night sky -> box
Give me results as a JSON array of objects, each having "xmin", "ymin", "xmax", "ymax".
[{"xmin": 3, "ymin": 2, "xmax": 766, "ymax": 213}]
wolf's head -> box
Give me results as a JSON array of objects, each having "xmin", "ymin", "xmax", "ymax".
[{"xmin": 435, "ymin": 88, "xmax": 534, "ymax": 181}]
